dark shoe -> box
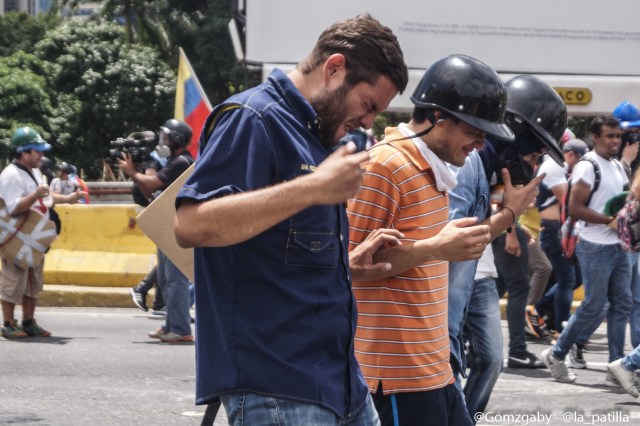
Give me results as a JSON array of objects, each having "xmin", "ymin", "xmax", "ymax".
[
  {"xmin": 150, "ymin": 307, "xmax": 166, "ymax": 316},
  {"xmin": 508, "ymin": 351, "xmax": 545, "ymax": 369},
  {"xmin": 22, "ymin": 320, "xmax": 51, "ymax": 337},
  {"xmin": 129, "ymin": 288, "xmax": 148, "ymax": 312}
]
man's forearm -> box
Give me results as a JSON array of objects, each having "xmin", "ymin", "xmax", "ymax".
[
  {"xmin": 484, "ymin": 207, "xmax": 516, "ymax": 240},
  {"xmin": 12, "ymin": 192, "xmax": 39, "ymax": 215},
  {"xmin": 175, "ymin": 174, "xmax": 320, "ymax": 248}
]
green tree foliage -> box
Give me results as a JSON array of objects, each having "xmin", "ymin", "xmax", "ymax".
[
  {"xmin": 0, "ymin": 2, "xmax": 254, "ymax": 176},
  {"xmin": 35, "ymin": 20, "xmax": 175, "ymax": 177},
  {"xmin": 0, "ymin": 52, "xmax": 56, "ymax": 142},
  {"xmin": 100, "ymin": 0, "xmax": 171, "ymax": 57},
  {"xmin": 0, "ymin": 11, "xmax": 60, "ymax": 57},
  {"xmin": 164, "ymin": 0, "xmax": 259, "ymax": 105}
]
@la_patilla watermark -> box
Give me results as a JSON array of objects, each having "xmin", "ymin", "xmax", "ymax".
[{"xmin": 475, "ymin": 410, "xmax": 630, "ymax": 425}]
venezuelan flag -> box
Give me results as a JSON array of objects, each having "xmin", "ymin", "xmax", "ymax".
[{"xmin": 174, "ymin": 48, "xmax": 212, "ymax": 159}]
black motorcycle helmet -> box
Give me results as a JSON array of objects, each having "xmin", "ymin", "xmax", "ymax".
[
  {"xmin": 159, "ymin": 119, "xmax": 192, "ymax": 148},
  {"xmin": 58, "ymin": 161, "xmax": 74, "ymax": 174},
  {"xmin": 504, "ymin": 75, "xmax": 566, "ymax": 165},
  {"xmin": 410, "ymin": 54, "xmax": 514, "ymax": 142},
  {"xmin": 39, "ymin": 156, "xmax": 54, "ymax": 183}
]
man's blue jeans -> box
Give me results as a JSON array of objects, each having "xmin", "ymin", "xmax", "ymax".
[
  {"xmin": 539, "ymin": 219, "xmax": 576, "ymax": 332},
  {"xmin": 156, "ymin": 250, "xmax": 192, "ymax": 336},
  {"xmin": 492, "ymin": 228, "xmax": 530, "ymax": 357},
  {"xmin": 623, "ymin": 345, "xmax": 640, "ymax": 371},
  {"xmin": 448, "ymin": 259, "xmax": 478, "ymax": 377},
  {"xmin": 552, "ymin": 240, "xmax": 631, "ymax": 362},
  {"xmin": 220, "ymin": 392, "xmax": 380, "ymax": 426},
  {"xmin": 462, "ymin": 277, "xmax": 503, "ymax": 421}
]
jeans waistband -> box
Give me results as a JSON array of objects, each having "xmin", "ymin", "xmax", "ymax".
[{"xmin": 540, "ymin": 218, "xmax": 561, "ymax": 225}]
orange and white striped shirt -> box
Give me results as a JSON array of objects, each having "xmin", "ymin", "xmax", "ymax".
[{"xmin": 348, "ymin": 126, "xmax": 452, "ymax": 395}]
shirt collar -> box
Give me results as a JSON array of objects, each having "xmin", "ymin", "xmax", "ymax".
[
  {"xmin": 268, "ymin": 69, "xmax": 320, "ymax": 136},
  {"xmin": 397, "ymin": 123, "xmax": 458, "ymax": 192}
]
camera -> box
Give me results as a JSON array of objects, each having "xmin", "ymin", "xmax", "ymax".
[
  {"xmin": 108, "ymin": 131, "xmax": 158, "ymax": 163},
  {"xmin": 622, "ymin": 131, "xmax": 640, "ymax": 146},
  {"xmin": 620, "ymin": 131, "xmax": 640, "ymax": 171}
]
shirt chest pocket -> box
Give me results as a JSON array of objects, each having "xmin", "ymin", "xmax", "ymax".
[{"xmin": 285, "ymin": 229, "xmax": 337, "ymax": 268}]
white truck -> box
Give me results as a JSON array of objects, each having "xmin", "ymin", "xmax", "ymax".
[{"xmin": 231, "ymin": 0, "xmax": 640, "ymax": 116}]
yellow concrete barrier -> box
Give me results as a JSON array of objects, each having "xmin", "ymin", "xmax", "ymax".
[{"xmin": 43, "ymin": 204, "xmax": 156, "ymax": 287}]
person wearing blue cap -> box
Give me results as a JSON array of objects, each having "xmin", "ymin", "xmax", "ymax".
[
  {"xmin": 613, "ymin": 100, "xmax": 640, "ymax": 177},
  {"xmin": 0, "ymin": 127, "xmax": 53, "ymax": 338},
  {"xmin": 612, "ymin": 101, "xmax": 640, "ymax": 390}
]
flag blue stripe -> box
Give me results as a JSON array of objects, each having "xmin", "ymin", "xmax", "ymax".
[{"xmin": 184, "ymin": 77, "xmax": 202, "ymax": 117}]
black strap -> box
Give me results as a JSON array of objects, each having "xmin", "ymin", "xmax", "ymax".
[
  {"xmin": 200, "ymin": 401, "xmax": 221, "ymax": 426},
  {"xmin": 563, "ymin": 156, "xmax": 627, "ymax": 217},
  {"xmin": 12, "ymin": 161, "xmax": 40, "ymax": 186},
  {"xmin": 10, "ymin": 161, "xmax": 48, "ymax": 215}
]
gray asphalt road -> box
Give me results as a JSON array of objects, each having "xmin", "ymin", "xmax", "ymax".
[
  {"xmin": 0, "ymin": 307, "xmax": 227, "ymax": 426},
  {"xmin": 2, "ymin": 307, "xmax": 640, "ymax": 426},
  {"xmin": 477, "ymin": 323, "xmax": 640, "ymax": 426}
]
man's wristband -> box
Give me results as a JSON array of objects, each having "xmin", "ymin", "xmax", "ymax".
[{"xmin": 501, "ymin": 206, "xmax": 516, "ymax": 233}]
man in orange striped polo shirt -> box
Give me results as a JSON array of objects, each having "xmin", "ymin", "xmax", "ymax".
[{"xmin": 347, "ymin": 55, "xmax": 514, "ymax": 426}]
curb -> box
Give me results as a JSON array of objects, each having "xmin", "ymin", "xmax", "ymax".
[
  {"xmin": 39, "ymin": 285, "xmax": 147, "ymax": 308},
  {"xmin": 39, "ymin": 284, "xmax": 584, "ymax": 319},
  {"xmin": 498, "ymin": 298, "xmax": 581, "ymax": 319}
]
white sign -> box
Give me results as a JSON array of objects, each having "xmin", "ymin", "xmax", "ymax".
[
  {"xmin": 246, "ymin": 0, "xmax": 640, "ymax": 76},
  {"xmin": 245, "ymin": 0, "xmax": 640, "ymax": 115}
]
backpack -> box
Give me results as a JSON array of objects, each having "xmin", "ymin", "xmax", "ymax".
[
  {"xmin": 560, "ymin": 157, "xmax": 601, "ymax": 260},
  {"xmin": 617, "ymin": 191, "xmax": 640, "ymax": 251}
]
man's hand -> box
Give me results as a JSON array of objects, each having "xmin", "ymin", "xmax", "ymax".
[
  {"xmin": 504, "ymin": 228, "xmax": 521, "ymax": 257},
  {"xmin": 72, "ymin": 190, "xmax": 89, "ymax": 204},
  {"xmin": 430, "ymin": 217, "xmax": 491, "ymax": 262},
  {"xmin": 116, "ymin": 153, "xmax": 138, "ymax": 179},
  {"xmin": 349, "ymin": 228, "xmax": 403, "ymax": 282},
  {"xmin": 310, "ymin": 142, "xmax": 369, "ymax": 205},
  {"xmin": 36, "ymin": 183, "xmax": 49, "ymax": 199},
  {"xmin": 501, "ymin": 168, "xmax": 545, "ymax": 216},
  {"xmin": 622, "ymin": 142, "xmax": 639, "ymax": 165}
]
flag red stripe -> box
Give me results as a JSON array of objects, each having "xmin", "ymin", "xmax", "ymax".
[{"xmin": 185, "ymin": 101, "xmax": 211, "ymax": 159}]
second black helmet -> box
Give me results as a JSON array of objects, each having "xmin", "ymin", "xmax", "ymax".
[
  {"xmin": 504, "ymin": 75, "xmax": 567, "ymax": 165},
  {"xmin": 410, "ymin": 54, "xmax": 514, "ymax": 142}
]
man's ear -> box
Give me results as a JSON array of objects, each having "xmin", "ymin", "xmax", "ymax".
[
  {"xmin": 433, "ymin": 110, "xmax": 448, "ymax": 126},
  {"xmin": 322, "ymin": 53, "xmax": 346, "ymax": 89}
]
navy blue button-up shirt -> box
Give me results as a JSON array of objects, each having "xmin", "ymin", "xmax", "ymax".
[{"xmin": 176, "ymin": 69, "xmax": 368, "ymax": 418}]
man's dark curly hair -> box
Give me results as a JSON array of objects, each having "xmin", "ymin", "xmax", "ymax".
[{"xmin": 298, "ymin": 14, "xmax": 408, "ymax": 94}]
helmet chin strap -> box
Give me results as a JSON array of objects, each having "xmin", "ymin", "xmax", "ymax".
[{"xmin": 391, "ymin": 110, "xmax": 445, "ymax": 142}]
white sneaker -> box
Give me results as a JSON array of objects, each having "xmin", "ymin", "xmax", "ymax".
[
  {"xmin": 542, "ymin": 348, "xmax": 576, "ymax": 383},
  {"xmin": 567, "ymin": 343, "xmax": 587, "ymax": 369},
  {"xmin": 148, "ymin": 327, "xmax": 166, "ymax": 339},
  {"xmin": 607, "ymin": 359, "xmax": 640, "ymax": 398}
]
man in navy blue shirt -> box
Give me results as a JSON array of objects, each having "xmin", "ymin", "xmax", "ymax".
[{"xmin": 175, "ymin": 14, "xmax": 408, "ymax": 425}]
